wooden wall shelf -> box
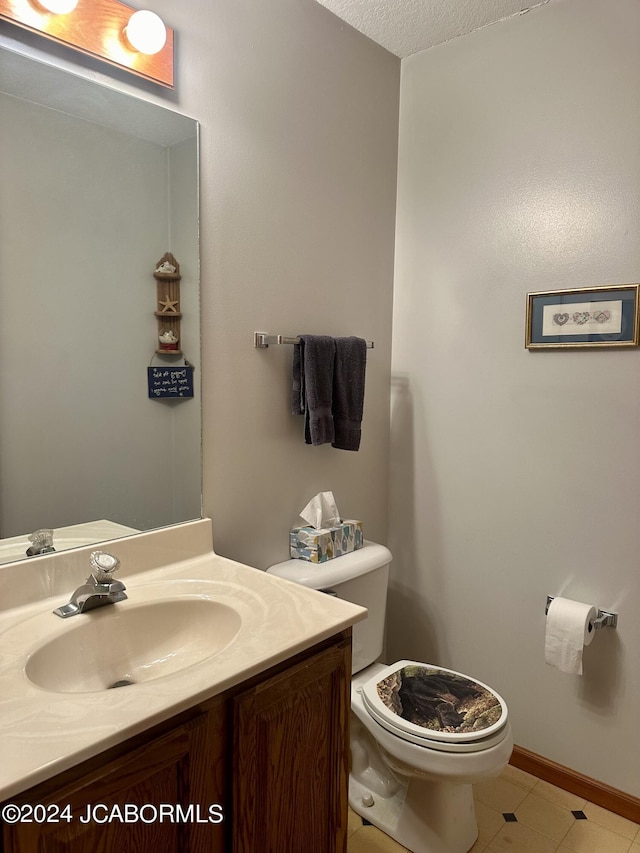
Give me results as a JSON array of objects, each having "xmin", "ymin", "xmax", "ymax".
[{"xmin": 154, "ymin": 253, "xmax": 182, "ymax": 355}]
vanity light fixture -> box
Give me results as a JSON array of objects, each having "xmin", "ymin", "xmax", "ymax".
[
  {"xmin": 123, "ymin": 9, "xmax": 166, "ymax": 55},
  {"xmin": 0, "ymin": 0, "xmax": 174, "ymax": 88}
]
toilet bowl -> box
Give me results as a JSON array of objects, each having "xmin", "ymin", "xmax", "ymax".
[
  {"xmin": 267, "ymin": 542, "xmax": 513, "ymax": 853},
  {"xmin": 349, "ymin": 661, "xmax": 513, "ymax": 853}
]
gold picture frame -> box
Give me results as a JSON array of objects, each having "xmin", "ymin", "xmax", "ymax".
[{"xmin": 525, "ymin": 284, "xmax": 640, "ymax": 349}]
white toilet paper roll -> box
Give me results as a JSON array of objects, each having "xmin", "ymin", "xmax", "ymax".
[{"xmin": 544, "ymin": 597, "xmax": 598, "ymax": 675}]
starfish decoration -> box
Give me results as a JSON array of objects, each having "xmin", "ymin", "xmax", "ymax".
[{"xmin": 158, "ymin": 295, "xmax": 179, "ymax": 313}]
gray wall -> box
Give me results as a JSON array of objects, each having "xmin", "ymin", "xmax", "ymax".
[
  {"xmin": 390, "ymin": 0, "xmax": 640, "ymax": 797},
  {"xmin": 199, "ymin": 0, "xmax": 399, "ymax": 568}
]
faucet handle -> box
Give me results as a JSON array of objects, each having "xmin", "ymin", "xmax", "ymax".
[
  {"xmin": 89, "ymin": 551, "xmax": 120, "ymax": 584},
  {"xmin": 26, "ymin": 528, "xmax": 55, "ymax": 556}
]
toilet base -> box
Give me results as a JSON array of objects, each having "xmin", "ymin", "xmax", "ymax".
[{"xmin": 349, "ymin": 773, "xmax": 478, "ymax": 853}]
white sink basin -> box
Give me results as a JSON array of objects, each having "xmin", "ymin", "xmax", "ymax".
[
  {"xmin": 0, "ymin": 519, "xmax": 366, "ymax": 803},
  {"xmin": 25, "ymin": 597, "xmax": 242, "ymax": 693}
]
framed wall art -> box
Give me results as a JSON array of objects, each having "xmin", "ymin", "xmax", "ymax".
[{"xmin": 525, "ymin": 284, "xmax": 640, "ymax": 349}]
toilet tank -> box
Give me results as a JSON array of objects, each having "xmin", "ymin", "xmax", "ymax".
[{"xmin": 267, "ymin": 541, "xmax": 392, "ymax": 674}]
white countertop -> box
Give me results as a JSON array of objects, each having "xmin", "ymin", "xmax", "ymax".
[{"xmin": 0, "ymin": 519, "xmax": 366, "ymax": 800}]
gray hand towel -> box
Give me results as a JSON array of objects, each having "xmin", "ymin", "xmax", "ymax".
[
  {"xmin": 291, "ymin": 341, "xmax": 305, "ymax": 416},
  {"xmin": 293, "ymin": 335, "xmax": 336, "ymax": 446},
  {"xmin": 332, "ymin": 336, "xmax": 367, "ymax": 451}
]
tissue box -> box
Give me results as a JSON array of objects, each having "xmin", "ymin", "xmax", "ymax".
[{"xmin": 290, "ymin": 520, "xmax": 363, "ymax": 563}]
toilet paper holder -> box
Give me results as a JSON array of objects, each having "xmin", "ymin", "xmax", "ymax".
[{"xmin": 545, "ymin": 596, "xmax": 618, "ymax": 630}]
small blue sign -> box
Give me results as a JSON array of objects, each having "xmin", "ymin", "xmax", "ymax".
[{"xmin": 148, "ymin": 365, "xmax": 194, "ymax": 399}]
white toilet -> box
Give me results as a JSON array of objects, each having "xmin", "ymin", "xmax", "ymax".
[{"xmin": 268, "ymin": 541, "xmax": 513, "ymax": 853}]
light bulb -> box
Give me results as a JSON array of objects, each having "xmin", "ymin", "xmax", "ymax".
[
  {"xmin": 124, "ymin": 10, "xmax": 167, "ymax": 55},
  {"xmin": 35, "ymin": 0, "xmax": 79, "ymax": 12}
]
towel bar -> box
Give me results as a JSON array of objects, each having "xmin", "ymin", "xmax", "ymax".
[
  {"xmin": 254, "ymin": 332, "xmax": 374, "ymax": 349},
  {"xmin": 545, "ymin": 595, "xmax": 618, "ymax": 629}
]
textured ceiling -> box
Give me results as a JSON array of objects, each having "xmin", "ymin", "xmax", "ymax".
[{"xmin": 315, "ymin": 0, "xmax": 551, "ymax": 57}]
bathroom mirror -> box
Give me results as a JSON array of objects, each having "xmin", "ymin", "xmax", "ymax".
[{"xmin": 0, "ymin": 47, "xmax": 201, "ymax": 564}]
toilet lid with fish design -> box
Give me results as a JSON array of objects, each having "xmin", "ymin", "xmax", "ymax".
[{"xmin": 361, "ymin": 660, "xmax": 508, "ymax": 746}]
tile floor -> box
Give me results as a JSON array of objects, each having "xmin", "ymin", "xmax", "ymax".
[{"xmin": 347, "ymin": 765, "xmax": 640, "ymax": 852}]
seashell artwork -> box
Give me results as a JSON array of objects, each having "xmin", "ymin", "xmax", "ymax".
[{"xmin": 153, "ymin": 253, "xmax": 182, "ymax": 354}]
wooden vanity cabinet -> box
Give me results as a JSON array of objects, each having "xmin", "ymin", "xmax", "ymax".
[
  {"xmin": 1, "ymin": 631, "xmax": 351, "ymax": 853},
  {"xmin": 232, "ymin": 633, "xmax": 351, "ymax": 853},
  {"xmin": 0, "ymin": 704, "xmax": 228, "ymax": 853}
]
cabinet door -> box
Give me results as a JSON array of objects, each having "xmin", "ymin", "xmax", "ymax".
[
  {"xmin": 232, "ymin": 637, "xmax": 351, "ymax": 853},
  {"xmin": 2, "ymin": 705, "xmax": 227, "ymax": 853}
]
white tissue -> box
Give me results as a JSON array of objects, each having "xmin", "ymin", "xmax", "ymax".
[
  {"xmin": 544, "ymin": 597, "xmax": 597, "ymax": 675},
  {"xmin": 299, "ymin": 491, "xmax": 341, "ymax": 530}
]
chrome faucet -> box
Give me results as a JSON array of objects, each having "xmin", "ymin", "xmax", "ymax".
[
  {"xmin": 26, "ymin": 528, "xmax": 56, "ymax": 557},
  {"xmin": 53, "ymin": 551, "xmax": 127, "ymax": 618}
]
